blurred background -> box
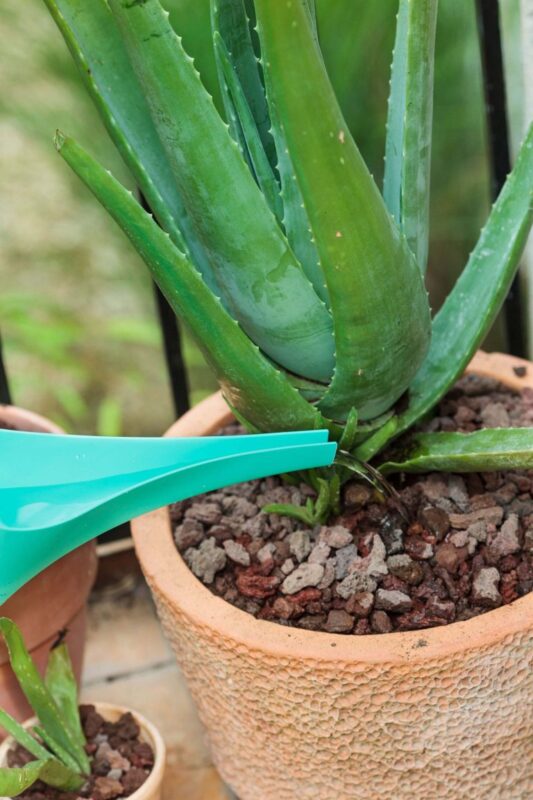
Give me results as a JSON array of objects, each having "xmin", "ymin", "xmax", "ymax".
[{"xmin": 0, "ymin": 0, "xmax": 528, "ymax": 435}]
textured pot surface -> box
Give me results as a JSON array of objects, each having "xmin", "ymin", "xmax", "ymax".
[
  {"xmin": 132, "ymin": 353, "xmax": 533, "ymax": 800},
  {"xmin": 0, "ymin": 702, "xmax": 166, "ymax": 800},
  {"xmin": 0, "ymin": 405, "xmax": 97, "ymax": 724}
]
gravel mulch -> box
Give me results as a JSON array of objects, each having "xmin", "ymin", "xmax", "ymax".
[{"xmin": 173, "ymin": 374, "xmax": 533, "ymax": 635}]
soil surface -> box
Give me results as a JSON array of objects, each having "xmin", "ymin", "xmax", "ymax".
[
  {"xmin": 172, "ymin": 374, "xmax": 533, "ymax": 635},
  {"xmin": 8, "ymin": 706, "xmax": 154, "ymax": 799}
]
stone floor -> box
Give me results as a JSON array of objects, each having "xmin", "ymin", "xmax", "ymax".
[{"xmin": 82, "ymin": 575, "xmax": 234, "ymax": 800}]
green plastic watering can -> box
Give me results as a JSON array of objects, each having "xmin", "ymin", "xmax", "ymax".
[{"xmin": 0, "ymin": 428, "xmax": 336, "ymax": 603}]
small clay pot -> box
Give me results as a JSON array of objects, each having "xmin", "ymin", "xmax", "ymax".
[
  {"xmin": 0, "ymin": 702, "xmax": 166, "ymax": 800},
  {"xmin": 132, "ymin": 353, "xmax": 533, "ymax": 800},
  {"xmin": 0, "ymin": 405, "xmax": 97, "ymax": 724}
]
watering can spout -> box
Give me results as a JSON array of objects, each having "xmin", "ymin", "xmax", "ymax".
[{"xmin": 0, "ymin": 429, "xmax": 336, "ymax": 602}]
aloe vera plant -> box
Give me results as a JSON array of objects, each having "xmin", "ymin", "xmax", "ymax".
[
  {"xmin": 42, "ymin": 1, "xmax": 532, "ymax": 492},
  {"xmin": 0, "ymin": 619, "xmax": 88, "ymax": 796}
]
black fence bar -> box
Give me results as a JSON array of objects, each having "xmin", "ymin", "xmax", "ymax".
[
  {"xmin": 152, "ymin": 282, "xmax": 190, "ymax": 418},
  {"xmin": 475, "ymin": 0, "xmax": 526, "ymax": 357},
  {"xmin": 0, "ymin": 333, "xmax": 12, "ymax": 405},
  {"xmin": 139, "ymin": 193, "xmax": 190, "ymax": 418}
]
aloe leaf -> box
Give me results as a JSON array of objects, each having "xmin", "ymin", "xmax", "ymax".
[
  {"xmin": 355, "ymin": 417, "xmax": 399, "ymax": 463},
  {"xmin": 0, "ymin": 619, "xmax": 90, "ymax": 774},
  {"xmin": 396, "ymin": 124, "xmax": 533, "ymax": 440},
  {"xmin": 0, "ymin": 710, "xmax": 51, "ymax": 763},
  {"xmin": 0, "ymin": 760, "xmax": 46, "ymax": 796},
  {"xmin": 44, "ymin": 644, "xmax": 85, "ymax": 753},
  {"xmin": 210, "ymin": 0, "xmax": 277, "ymax": 172},
  {"xmin": 213, "ymin": 31, "xmax": 282, "ymax": 219},
  {"xmin": 108, "ymin": 0, "xmax": 334, "ymax": 383},
  {"xmin": 384, "ymin": 0, "xmax": 438, "ymax": 273},
  {"xmin": 56, "ymin": 133, "xmax": 323, "ymax": 432},
  {"xmin": 262, "ymin": 502, "xmax": 314, "ymax": 526},
  {"xmin": 381, "ymin": 428, "xmax": 533, "ymax": 474},
  {"xmin": 256, "ymin": 18, "xmax": 327, "ymax": 303},
  {"xmin": 41, "ymin": 0, "xmax": 217, "ymax": 289},
  {"xmin": 33, "ymin": 726, "xmax": 83, "ymax": 775},
  {"xmin": 255, "ymin": 0, "xmax": 431, "ymax": 420}
]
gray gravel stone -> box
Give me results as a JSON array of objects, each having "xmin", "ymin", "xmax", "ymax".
[
  {"xmin": 320, "ymin": 525, "xmax": 353, "ymax": 549},
  {"xmin": 185, "ymin": 502, "xmax": 222, "ymax": 526},
  {"xmin": 281, "ymin": 558, "xmax": 295, "ymax": 575},
  {"xmin": 281, "ymin": 563, "xmax": 325, "ymax": 595},
  {"xmin": 375, "ymin": 589, "xmax": 413, "ymax": 613},
  {"xmin": 335, "ymin": 544, "xmax": 358, "ymax": 580},
  {"xmin": 223, "ymin": 540, "xmax": 250, "ymax": 566},
  {"xmin": 288, "ymin": 530, "xmax": 312, "ymax": 562},
  {"xmin": 490, "ymin": 514, "xmax": 521, "ymax": 556},
  {"xmin": 386, "ymin": 554, "xmax": 424, "ymax": 585},
  {"xmin": 481, "ymin": 402, "xmax": 510, "ymax": 428},
  {"xmin": 336, "ymin": 572, "xmax": 377, "ymax": 599},
  {"xmin": 308, "ymin": 541, "xmax": 331, "ymax": 564},
  {"xmin": 471, "ymin": 567, "xmax": 502, "ymax": 607},
  {"xmin": 184, "ymin": 537, "xmax": 226, "ymax": 584},
  {"xmin": 174, "ymin": 519, "xmax": 204, "ymax": 550},
  {"xmin": 257, "ymin": 542, "xmax": 276, "ymax": 564},
  {"xmin": 317, "ymin": 558, "xmax": 336, "ymax": 589}
]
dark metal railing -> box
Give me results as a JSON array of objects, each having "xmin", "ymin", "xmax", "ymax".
[
  {"xmin": 0, "ymin": 0, "xmax": 526, "ymax": 413},
  {"xmin": 475, "ymin": 0, "xmax": 527, "ymax": 357}
]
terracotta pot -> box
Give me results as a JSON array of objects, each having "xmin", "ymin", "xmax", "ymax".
[
  {"xmin": 131, "ymin": 352, "xmax": 533, "ymax": 800},
  {"xmin": 0, "ymin": 405, "xmax": 97, "ymax": 724},
  {"xmin": 0, "ymin": 702, "xmax": 166, "ymax": 800}
]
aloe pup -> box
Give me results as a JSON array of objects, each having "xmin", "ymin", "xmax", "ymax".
[
  {"xmin": 0, "ymin": 619, "xmax": 89, "ymax": 796},
  {"xmin": 42, "ymin": 1, "xmax": 532, "ymax": 503}
]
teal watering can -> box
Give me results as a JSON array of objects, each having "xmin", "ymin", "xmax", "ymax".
[{"xmin": 0, "ymin": 428, "xmax": 336, "ymax": 603}]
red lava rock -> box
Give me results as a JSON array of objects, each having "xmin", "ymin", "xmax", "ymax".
[
  {"xmin": 271, "ymin": 596, "xmax": 294, "ymax": 619},
  {"xmin": 500, "ymin": 571, "xmax": 519, "ymax": 604},
  {"xmin": 80, "ymin": 704, "xmax": 105, "ymax": 739},
  {"xmin": 387, "ymin": 554, "xmax": 424, "ymax": 585},
  {"xmin": 236, "ymin": 571, "xmax": 280, "ymax": 599},
  {"xmin": 395, "ymin": 610, "xmax": 448, "ymax": 631},
  {"xmin": 289, "ymin": 587, "xmax": 322, "ymax": 605},
  {"xmin": 426, "ymin": 597, "xmax": 456, "ymax": 621},
  {"xmin": 375, "ymin": 589, "xmax": 412, "ymax": 613},
  {"xmin": 418, "ymin": 506, "xmax": 450, "ymax": 540},
  {"xmin": 298, "ymin": 614, "xmax": 327, "ymax": 630},
  {"xmin": 370, "ymin": 610, "xmax": 392, "ymax": 633},
  {"xmin": 325, "ymin": 609, "xmax": 354, "ymax": 633},
  {"xmin": 435, "ymin": 543, "xmax": 466, "ymax": 574},
  {"xmin": 354, "ymin": 618, "xmax": 372, "ymax": 635},
  {"xmin": 471, "ymin": 567, "xmax": 502, "ymax": 607},
  {"xmin": 93, "ymin": 776, "xmax": 125, "ymax": 800},
  {"xmin": 404, "ymin": 535, "xmax": 434, "ymax": 561},
  {"xmin": 345, "ymin": 591, "xmax": 374, "ymax": 617},
  {"xmin": 121, "ymin": 767, "xmax": 149, "ymax": 795}
]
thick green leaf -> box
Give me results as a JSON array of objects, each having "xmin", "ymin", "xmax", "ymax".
[
  {"xmin": 44, "ymin": 644, "xmax": 85, "ymax": 753},
  {"xmin": 384, "ymin": 0, "xmax": 438, "ymax": 273},
  {"xmin": 0, "ymin": 619, "xmax": 89, "ymax": 774},
  {"xmin": 33, "ymin": 725, "xmax": 83, "ymax": 775},
  {"xmin": 0, "ymin": 760, "xmax": 45, "ymax": 796},
  {"xmin": 41, "ymin": 0, "xmax": 217, "ymax": 289},
  {"xmin": 381, "ymin": 427, "xmax": 533, "ymax": 473},
  {"xmin": 56, "ymin": 133, "xmax": 324, "ymax": 432},
  {"xmin": 213, "ymin": 31, "xmax": 282, "ymax": 218},
  {"xmin": 255, "ymin": 0, "xmax": 431, "ymax": 420},
  {"xmin": 396, "ymin": 124, "xmax": 533, "ymax": 441},
  {"xmin": 108, "ymin": 0, "xmax": 334, "ymax": 383},
  {"xmin": 211, "ymin": 0, "xmax": 277, "ymax": 172},
  {"xmin": 0, "ymin": 710, "xmax": 51, "ymax": 763}
]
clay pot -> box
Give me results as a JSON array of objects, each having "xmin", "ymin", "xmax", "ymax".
[
  {"xmin": 131, "ymin": 353, "xmax": 533, "ymax": 800},
  {"xmin": 0, "ymin": 405, "xmax": 97, "ymax": 723},
  {"xmin": 0, "ymin": 702, "xmax": 166, "ymax": 800}
]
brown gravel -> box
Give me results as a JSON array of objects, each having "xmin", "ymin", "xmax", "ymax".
[
  {"xmin": 8, "ymin": 706, "xmax": 154, "ymax": 799},
  {"xmin": 172, "ymin": 375, "xmax": 533, "ymax": 635}
]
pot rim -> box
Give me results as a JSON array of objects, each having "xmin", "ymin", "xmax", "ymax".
[
  {"xmin": 0, "ymin": 702, "xmax": 166, "ymax": 800},
  {"xmin": 132, "ymin": 351, "xmax": 533, "ymax": 665}
]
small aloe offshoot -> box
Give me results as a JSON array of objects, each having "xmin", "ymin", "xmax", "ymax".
[
  {"xmin": 42, "ymin": 0, "xmax": 533, "ymax": 518},
  {"xmin": 0, "ymin": 619, "xmax": 89, "ymax": 796}
]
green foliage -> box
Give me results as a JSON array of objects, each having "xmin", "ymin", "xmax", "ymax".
[
  {"xmin": 0, "ymin": 619, "xmax": 87, "ymax": 795},
  {"xmin": 41, "ymin": 0, "xmax": 533, "ymax": 507}
]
